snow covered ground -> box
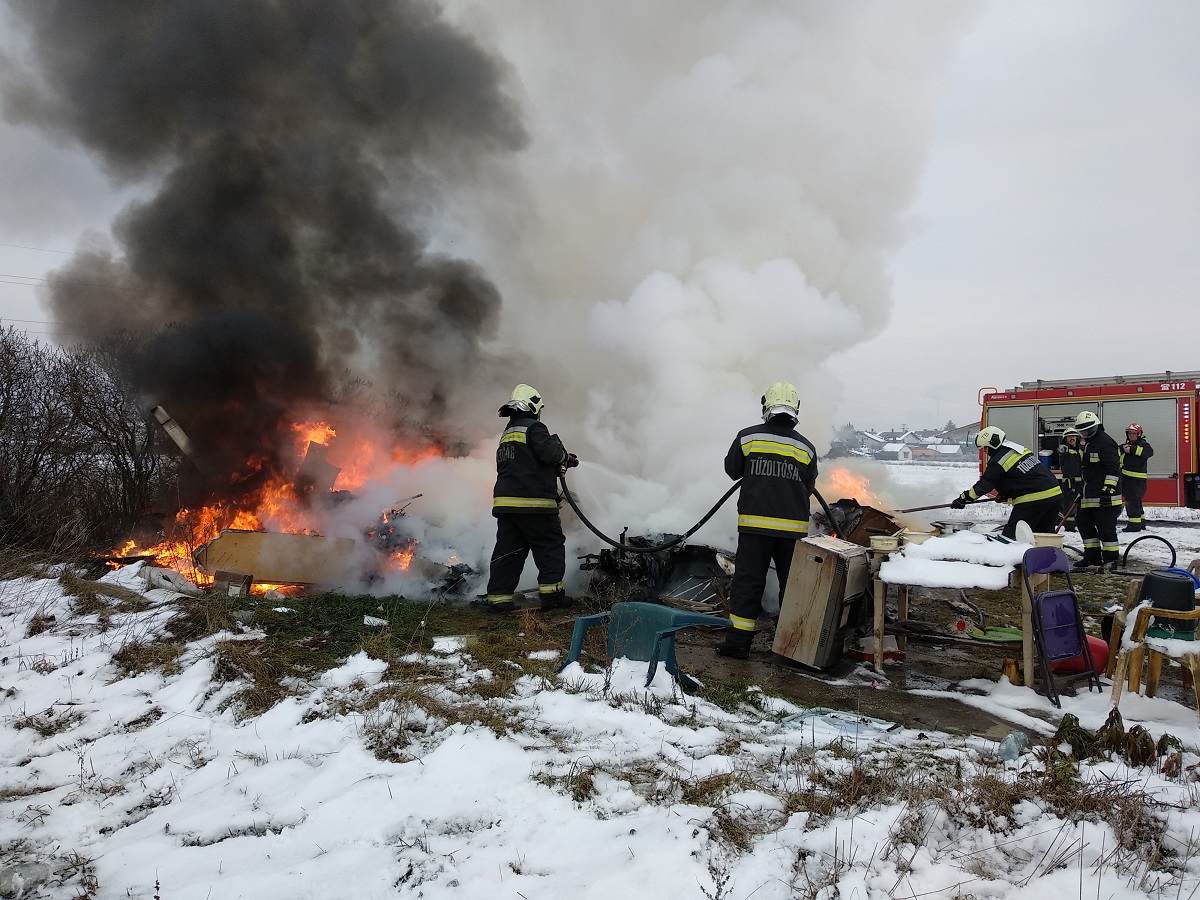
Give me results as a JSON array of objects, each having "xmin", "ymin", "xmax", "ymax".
[{"xmin": 1, "ymin": 462, "xmax": 1199, "ymax": 900}]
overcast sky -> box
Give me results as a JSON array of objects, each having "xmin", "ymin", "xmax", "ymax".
[
  {"xmin": 0, "ymin": 1, "xmax": 1196, "ymax": 435},
  {"xmin": 831, "ymin": 2, "xmax": 1200, "ymax": 431}
]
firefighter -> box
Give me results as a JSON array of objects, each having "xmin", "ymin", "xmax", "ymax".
[
  {"xmin": 485, "ymin": 383, "xmax": 578, "ymax": 612},
  {"xmin": 1057, "ymin": 428, "xmax": 1084, "ymax": 531},
  {"xmin": 1072, "ymin": 410, "xmax": 1122, "ymax": 571},
  {"xmin": 1119, "ymin": 423, "xmax": 1154, "ymax": 532},
  {"xmin": 716, "ymin": 381, "xmax": 817, "ymax": 660},
  {"xmin": 950, "ymin": 427, "xmax": 1062, "ymax": 538}
]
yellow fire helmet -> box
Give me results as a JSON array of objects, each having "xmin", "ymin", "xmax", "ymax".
[
  {"xmin": 761, "ymin": 381, "xmax": 800, "ymax": 422},
  {"xmin": 975, "ymin": 426, "xmax": 1006, "ymax": 449},
  {"xmin": 499, "ymin": 383, "xmax": 544, "ymax": 417}
]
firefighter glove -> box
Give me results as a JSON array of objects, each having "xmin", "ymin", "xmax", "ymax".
[
  {"xmin": 1102, "ymin": 483, "xmax": 1118, "ymax": 496},
  {"xmin": 566, "ymin": 453, "xmax": 580, "ymax": 468},
  {"xmin": 950, "ymin": 493, "xmax": 968, "ymax": 510}
]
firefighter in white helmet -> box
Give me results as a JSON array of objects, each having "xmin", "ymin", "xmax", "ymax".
[
  {"xmin": 485, "ymin": 384, "xmax": 578, "ymax": 612},
  {"xmin": 951, "ymin": 426, "xmax": 1062, "ymax": 539},
  {"xmin": 716, "ymin": 381, "xmax": 817, "ymax": 660},
  {"xmin": 1056, "ymin": 428, "xmax": 1085, "ymax": 532},
  {"xmin": 1119, "ymin": 423, "xmax": 1153, "ymax": 532},
  {"xmin": 1071, "ymin": 410, "xmax": 1122, "ymax": 571}
]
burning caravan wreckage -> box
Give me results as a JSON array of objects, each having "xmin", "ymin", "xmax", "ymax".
[{"xmin": 136, "ymin": 407, "xmax": 475, "ymax": 595}]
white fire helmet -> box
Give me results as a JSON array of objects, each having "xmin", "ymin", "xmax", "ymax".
[
  {"xmin": 499, "ymin": 383, "xmax": 544, "ymax": 417},
  {"xmin": 1074, "ymin": 410, "xmax": 1101, "ymax": 437},
  {"xmin": 761, "ymin": 381, "xmax": 800, "ymax": 422},
  {"xmin": 975, "ymin": 426, "xmax": 1005, "ymax": 449}
]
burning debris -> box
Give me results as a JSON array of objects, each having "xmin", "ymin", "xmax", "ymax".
[
  {"xmin": 105, "ymin": 407, "xmax": 476, "ymax": 596},
  {"xmin": 580, "ymin": 537, "xmax": 735, "ymax": 615}
]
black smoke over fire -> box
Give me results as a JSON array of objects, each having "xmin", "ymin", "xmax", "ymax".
[{"xmin": 1, "ymin": 0, "xmax": 524, "ymax": 503}]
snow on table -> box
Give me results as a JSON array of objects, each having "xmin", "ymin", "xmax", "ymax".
[{"xmin": 880, "ymin": 530, "xmax": 1028, "ymax": 590}]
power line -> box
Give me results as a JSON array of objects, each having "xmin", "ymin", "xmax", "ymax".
[{"xmin": 0, "ymin": 241, "xmax": 70, "ymax": 254}]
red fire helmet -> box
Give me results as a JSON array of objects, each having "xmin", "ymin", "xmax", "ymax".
[{"xmin": 1126, "ymin": 423, "xmax": 1143, "ymax": 438}]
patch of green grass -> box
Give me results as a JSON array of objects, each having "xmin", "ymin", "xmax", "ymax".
[
  {"xmin": 111, "ymin": 640, "xmax": 184, "ymax": 676},
  {"xmin": 699, "ymin": 677, "xmax": 768, "ymax": 713},
  {"xmin": 12, "ymin": 708, "xmax": 85, "ymax": 737}
]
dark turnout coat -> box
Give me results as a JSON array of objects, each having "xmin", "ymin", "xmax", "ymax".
[
  {"xmin": 492, "ymin": 416, "xmax": 569, "ymax": 515},
  {"xmin": 965, "ymin": 440, "xmax": 1062, "ymax": 505},
  {"xmin": 725, "ymin": 419, "xmax": 818, "ymax": 538}
]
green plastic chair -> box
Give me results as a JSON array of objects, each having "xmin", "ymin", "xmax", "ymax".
[{"xmin": 559, "ymin": 601, "xmax": 729, "ymax": 690}]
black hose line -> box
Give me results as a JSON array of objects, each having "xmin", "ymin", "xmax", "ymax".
[
  {"xmin": 557, "ymin": 473, "xmax": 839, "ymax": 555},
  {"xmin": 1121, "ymin": 533, "xmax": 1177, "ymax": 569}
]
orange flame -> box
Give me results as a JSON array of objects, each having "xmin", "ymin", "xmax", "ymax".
[
  {"xmin": 823, "ymin": 466, "xmax": 882, "ymax": 506},
  {"xmin": 107, "ymin": 417, "xmax": 443, "ymax": 588}
]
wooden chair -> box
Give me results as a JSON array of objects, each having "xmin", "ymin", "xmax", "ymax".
[
  {"xmin": 1109, "ymin": 605, "xmax": 1200, "ymax": 719},
  {"xmin": 1104, "ymin": 578, "xmax": 1144, "ymax": 679}
]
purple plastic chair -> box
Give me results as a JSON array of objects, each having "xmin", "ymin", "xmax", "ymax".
[{"xmin": 1022, "ymin": 547, "xmax": 1102, "ymax": 707}]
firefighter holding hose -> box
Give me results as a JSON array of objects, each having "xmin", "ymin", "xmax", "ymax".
[
  {"xmin": 485, "ymin": 383, "xmax": 578, "ymax": 612},
  {"xmin": 716, "ymin": 381, "xmax": 817, "ymax": 660}
]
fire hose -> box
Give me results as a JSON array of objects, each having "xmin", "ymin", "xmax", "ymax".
[{"xmin": 557, "ymin": 472, "xmax": 839, "ymax": 554}]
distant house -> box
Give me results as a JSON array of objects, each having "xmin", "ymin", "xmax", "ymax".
[
  {"xmin": 875, "ymin": 443, "xmax": 913, "ymax": 461},
  {"xmin": 925, "ymin": 444, "xmax": 968, "ymax": 459},
  {"xmin": 859, "ymin": 431, "xmax": 888, "ymax": 452},
  {"xmin": 939, "ymin": 422, "xmax": 980, "ymax": 445}
]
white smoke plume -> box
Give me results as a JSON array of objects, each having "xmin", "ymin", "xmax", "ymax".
[{"xmin": 420, "ymin": 0, "xmax": 980, "ymax": 573}]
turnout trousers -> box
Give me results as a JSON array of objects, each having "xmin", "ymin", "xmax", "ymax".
[
  {"xmin": 486, "ymin": 514, "xmax": 566, "ymax": 602},
  {"xmin": 1000, "ymin": 497, "xmax": 1062, "ymax": 540},
  {"xmin": 727, "ymin": 532, "xmax": 798, "ymax": 632},
  {"xmin": 1122, "ymin": 477, "xmax": 1148, "ymax": 529},
  {"xmin": 1076, "ymin": 504, "xmax": 1122, "ymax": 565}
]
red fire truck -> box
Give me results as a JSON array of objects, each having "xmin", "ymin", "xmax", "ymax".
[{"xmin": 979, "ymin": 372, "xmax": 1200, "ymax": 509}]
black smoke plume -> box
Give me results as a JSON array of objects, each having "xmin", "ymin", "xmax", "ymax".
[{"xmin": 2, "ymin": 0, "xmax": 524, "ymax": 504}]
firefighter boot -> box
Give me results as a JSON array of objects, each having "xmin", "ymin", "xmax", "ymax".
[
  {"xmin": 1071, "ymin": 549, "xmax": 1102, "ymax": 572},
  {"xmin": 715, "ymin": 628, "xmax": 754, "ymax": 660},
  {"xmin": 539, "ymin": 590, "xmax": 574, "ymax": 611}
]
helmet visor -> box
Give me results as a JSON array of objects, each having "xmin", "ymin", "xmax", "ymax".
[{"xmin": 763, "ymin": 404, "xmax": 798, "ymax": 421}]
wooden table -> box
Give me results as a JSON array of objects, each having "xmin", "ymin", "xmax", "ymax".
[
  {"xmin": 872, "ymin": 551, "xmax": 1037, "ymax": 686},
  {"xmin": 870, "ymin": 549, "xmax": 908, "ymax": 673},
  {"xmin": 1018, "ymin": 567, "xmax": 1047, "ymax": 688}
]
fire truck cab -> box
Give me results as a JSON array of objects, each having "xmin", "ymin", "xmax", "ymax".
[{"xmin": 979, "ymin": 372, "xmax": 1200, "ymax": 509}]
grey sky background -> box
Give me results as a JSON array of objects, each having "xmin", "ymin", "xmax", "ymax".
[
  {"xmin": 832, "ymin": 2, "xmax": 1200, "ymax": 432},
  {"xmin": 0, "ymin": 2, "xmax": 1196, "ymax": 436}
]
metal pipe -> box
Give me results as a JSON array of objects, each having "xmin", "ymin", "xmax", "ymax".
[{"xmin": 151, "ymin": 406, "xmax": 197, "ymax": 460}]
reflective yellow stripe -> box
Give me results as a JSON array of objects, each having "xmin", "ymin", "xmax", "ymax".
[
  {"xmin": 1012, "ymin": 485, "xmax": 1062, "ymax": 504},
  {"xmin": 998, "ymin": 449, "xmax": 1026, "ymax": 472},
  {"xmin": 487, "ymin": 594, "xmax": 514, "ymax": 603},
  {"xmin": 741, "ymin": 440, "xmax": 813, "ymax": 464},
  {"xmin": 1120, "ymin": 469, "xmax": 1148, "ymax": 479},
  {"xmin": 500, "ymin": 431, "xmax": 527, "ymax": 444},
  {"xmin": 737, "ymin": 514, "xmax": 808, "ymax": 534},
  {"xmin": 729, "ymin": 614, "xmax": 757, "ymax": 632},
  {"xmin": 1080, "ymin": 498, "xmax": 1122, "ymax": 509},
  {"xmin": 493, "ymin": 496, "xmax": 558, "ymax": 509},
  {"xmin": 538, "ymin": 582, "xmax": 564, "ymax": 594}
]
